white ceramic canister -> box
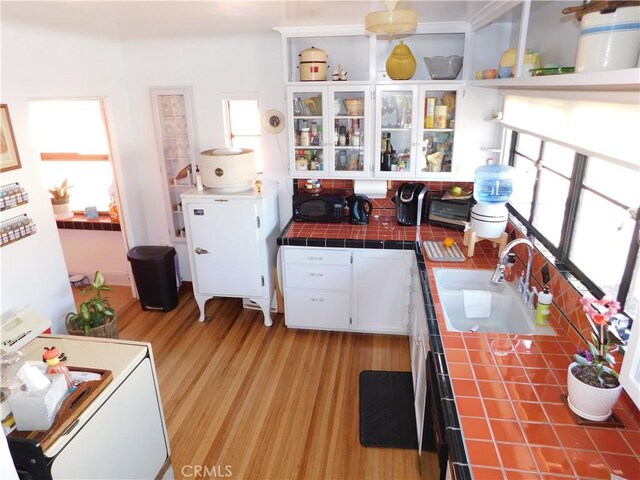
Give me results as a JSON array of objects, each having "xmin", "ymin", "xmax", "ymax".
[
  {"xmin": 575, "ymin": 6, "xmax": 640, "ymax": 72},
  {"xmin": 469, "ymin": 203, "xmax": 509, "ymax": 238},
  {"xmin": 299, "ymin": 47, "xmax": 328, "ymax": 81}
]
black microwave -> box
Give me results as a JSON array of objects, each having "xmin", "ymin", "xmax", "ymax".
[{"xmin": 292, "ymin": 192, "xmax": 347, "ymax": 223}]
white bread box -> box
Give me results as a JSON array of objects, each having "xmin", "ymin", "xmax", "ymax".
[{"xmin": 199, "ymin": 148, "xmax": 256, "ymax": 192}]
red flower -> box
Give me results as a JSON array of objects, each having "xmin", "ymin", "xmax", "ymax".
[{"xmin": 592, "ymin": 313, "xmax": 608, "ymax": 326}]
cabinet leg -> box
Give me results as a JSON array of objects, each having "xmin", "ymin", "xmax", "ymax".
[
  {"xmin": 194, "ymin": 294, "xmax": 209, "ymax": 322},
  {"xmin": 251, "ymin": 297, "xmax": 273, "ymax": 327}
]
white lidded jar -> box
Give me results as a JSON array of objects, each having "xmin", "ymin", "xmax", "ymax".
[
  {"xmin": 575, "ymin": 6, "xmax": 640, "ymax": 72},
  {"xmin": 299, "ymin": 47, "xmax": 328, "ymax": 81}
]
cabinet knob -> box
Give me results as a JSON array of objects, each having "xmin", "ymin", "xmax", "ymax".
[{"xmin": 195, "ymin": 247, "xmax": 209, "ymax": 255}]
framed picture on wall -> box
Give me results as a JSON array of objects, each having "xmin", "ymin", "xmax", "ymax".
[{"xmin": 1, "ymin": 104, "xmax": 22, "ymax": 172}]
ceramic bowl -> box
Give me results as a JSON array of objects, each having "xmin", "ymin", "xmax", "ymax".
[
  {"xmin": 484, "ymin": 68, "xmax": 498, "ymax": 79},
  {"xmin": 498, "ymin": 66, "xmax": 513, "ymax": 78},
  {"xmin": 343, "ymin": 98, "xmax": 364, "ymax": 116},
  {"xmin": 424, "ymin": 55, "xmax": 463, "ymax": 80}
]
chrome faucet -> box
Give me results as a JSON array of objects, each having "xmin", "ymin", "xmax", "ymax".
[{"xmin": 491, "ymin": 238, "xmax": 536, "ymax": 305}]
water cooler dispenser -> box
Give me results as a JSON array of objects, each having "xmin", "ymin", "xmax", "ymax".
[{"xmin": 463, "ymin": 162, "xmax": 515, "ymax": 257}]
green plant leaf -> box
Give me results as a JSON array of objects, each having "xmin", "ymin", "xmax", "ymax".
[
  {"xmin": 93, "ymin": 271, "xmax": 105, "ymax": 289},
  {"xmin": 605, "ymin": 353, "xmax": 616, "ymax": 365},
  {"xmin": 588, "ymin": 342, "xmax": 599, "ymax": 358},
  {"xmin": 601, "ymin": 365, "xmax": 619, "ymax": 378},
  {"xmin": 574, "ymin": 354, "xmax": 590, "ymax": 366}
]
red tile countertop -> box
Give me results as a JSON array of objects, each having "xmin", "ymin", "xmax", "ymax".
[{"xmin": 278, "ymin": 217, "xmax": 640, "ymax": 480}]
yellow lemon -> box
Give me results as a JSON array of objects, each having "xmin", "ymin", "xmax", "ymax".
[{"xmin": 443, "ymin": 237, "xmax": 455, "ymax": 248}]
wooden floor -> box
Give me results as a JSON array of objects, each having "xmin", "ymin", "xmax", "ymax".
[{"xmin": 114, "ymin": 286, "xmax": 438, "ymax": 480}]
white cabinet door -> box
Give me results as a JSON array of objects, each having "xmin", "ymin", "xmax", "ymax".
[
  {"xmin": 51, "ymin": 358, "xmax": 167, "ymax": 479},
  {"xmin": 352, "ymin": 249, "xmax": 412, "ymax": 334},
  {"xmin": 374, "ymin": 85, "xmax": 420, "ymax": 178},
  {"xmin": 287, "ymin": 85, "xmax": 371, "ymax": 178},
  {"xmin": 186, "ymin": 201, "xmax": 262, "ymax": 297},
  {"xmin": 413, "ymin": 289, "xmax": 429, "ymax": 455}
]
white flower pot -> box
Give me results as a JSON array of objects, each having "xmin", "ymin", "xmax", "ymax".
[
  {"xmin": 52, "ymin": 202, "xmax": 73, "ymax": 220},
  {"xmin": 567, "ymin": 362, "xmax": 622, "ymax": 421}
]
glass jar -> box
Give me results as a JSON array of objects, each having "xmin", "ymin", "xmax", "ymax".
[{"xmin": 300, "ymin": 128, "xmax": 310, "ymax": 147}]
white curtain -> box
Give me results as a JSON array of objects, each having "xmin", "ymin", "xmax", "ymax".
[{"xmin": 502, "ymin": 90, "xmax": 640, "ymax": 169}]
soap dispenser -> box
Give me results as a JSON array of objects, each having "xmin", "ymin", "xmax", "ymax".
[{"xmin": 536, "ymin": 287, "xmax": 553, "ymax": 326}]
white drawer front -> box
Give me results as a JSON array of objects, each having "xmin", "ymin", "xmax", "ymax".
[
  {"xmin": 284, "ymin": 264, "xmax": 351, "ymax": 291},
  {"xmin": 283, "ymin": 247, "xmax": 351, "ymax": 265},
  {"xmin": 284, "ymin": 290, "xmax": 350, "ymax": 329}
]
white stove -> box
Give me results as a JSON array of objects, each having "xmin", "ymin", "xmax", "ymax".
[{"xmin": 4, "ymin": 331, "xmax": 173, "ymax": 479}]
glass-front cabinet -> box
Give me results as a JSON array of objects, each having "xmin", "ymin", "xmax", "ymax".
[
  {"xmin": 374, "ymin": 86, "xmax": 419, "ymax": 178},
  {"xmin": 287, "ymin": 85, "xmax": 371, "ymax": 178},
  {"xmin": 416, "ymin": 85, "xmax": 461, "ymax": 177},
  {"xmin": 374, "ymin": 85, "xmax": 461, "ymax": 178}
]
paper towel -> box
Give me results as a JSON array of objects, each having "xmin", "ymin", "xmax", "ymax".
[
  {"xmin": 354, "ymin": 179, "xmax": 388, "ymax": 199},
  {"xmin": 463, "ymin": 290, "xmax": 491, "ymax": 318}
]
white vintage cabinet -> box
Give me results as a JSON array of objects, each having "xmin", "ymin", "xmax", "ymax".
[{"xmin": 181, "ymin": 181, "xmax": 279, "ymax": 326}]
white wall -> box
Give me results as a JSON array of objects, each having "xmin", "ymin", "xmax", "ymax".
[
  {"xmin": 1, "ymin": 20, "xmax": 291, "ymax": 322},
  {"xmin": 119, "ymin": 33, "xmax": 290, "ymax": 280},
  {"xmin": 59, "ymin": 229, "xmax": 130, "ymax": 285},
  {"xmin": 0, "ymin": 22, "xmax": 142, "ymax": 332}
]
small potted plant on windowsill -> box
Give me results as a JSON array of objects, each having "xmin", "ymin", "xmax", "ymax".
[
  {"xmin": 567, "ymin": 294, "xmax": 624, "ymax": 421},
  {"xmin": 49, "ymin": 178, "xmax": 74, "ymax": 220},
  {"xmin": 66, "ymin": 271, "xmax": 119, "ymax": 338}
]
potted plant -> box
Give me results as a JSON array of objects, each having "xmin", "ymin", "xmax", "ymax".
[
  {"xmin": 49, "ymin": 178, "xmax": 74, "ymax": 220},
  {"xmin": 567, "ymin": 294, "xmax": 623, "ymax": 421},
  {"xmin": 66, "ymin": 271, "xmax": 119, "ymax": 338}
]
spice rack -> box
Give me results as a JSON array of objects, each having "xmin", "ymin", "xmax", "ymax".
[
  {"xmin": 0, "ymin": 183, "xmax": 29, "ymax": 211},
  {"xmin": 1, "ymin": 214, "xmax": 37, "ymax": 247}
]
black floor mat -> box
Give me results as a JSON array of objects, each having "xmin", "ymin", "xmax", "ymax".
[{"xmin": 359, "ymin": 370, "xmax": 437, "ymax": 451}]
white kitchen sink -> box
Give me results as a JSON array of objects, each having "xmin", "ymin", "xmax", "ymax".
[{"xmin": 433, "ymin": 268, "xmax": 555, "ymax": 336}]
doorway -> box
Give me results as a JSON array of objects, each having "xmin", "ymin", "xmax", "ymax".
[{"xmin": 29, "ymin": 98, "xmax": 134, "ymax": 309}]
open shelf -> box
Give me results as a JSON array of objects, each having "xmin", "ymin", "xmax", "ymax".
[{"xmin": 468, "ymin": 68, "xmax": 640, "ymax": 91}]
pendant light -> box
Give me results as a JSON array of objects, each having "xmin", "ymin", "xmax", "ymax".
[{"xmin": 366, "ymin": 0, "xmax": 418, "ymax": 37}]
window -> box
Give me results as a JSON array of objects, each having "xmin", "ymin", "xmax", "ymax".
[
  {"xmin": 507, "ymin": 130, "xmax": 640, "ymax": 321},
  {"xmin": 29, "ymin": 99, "xmax": 114, "ymax": 212},
  {"xmin": 223, "ymin": 97, "xmax": 263, "ymax": 173}
]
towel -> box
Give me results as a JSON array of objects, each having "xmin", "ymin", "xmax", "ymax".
[{"xmin": 463, "ymin": 290, "xmax": 491, "ymax": 318}]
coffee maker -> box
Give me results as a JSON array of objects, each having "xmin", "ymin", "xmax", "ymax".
[
  {"xmin": 346, "ymin": 194, "xmax": 372, "ymax": 225},
  {"xmin": 394, "ymin": 183, "xmax": 428, "ymax": 226}
]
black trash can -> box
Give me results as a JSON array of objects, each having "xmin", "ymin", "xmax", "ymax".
[{"xmin": 127, "ymin": 246, "xmax": 179, "ymax": 312}]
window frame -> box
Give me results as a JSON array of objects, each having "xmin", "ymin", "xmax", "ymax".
[
  {"xmin": 506, "ymin": 129, "xmax": 639, "ymax": 320},
  {"xmin": 222, "ymin": 94, "xmax": 263, "ymax": 174},
  {"xmin": 32, "ymin": 98, "xmax": 116, "ymax": 214}
]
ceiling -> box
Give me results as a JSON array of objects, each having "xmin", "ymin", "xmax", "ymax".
[{"xmin": 1, "ymin": 1, "xmax": 492, "ymax": 40}]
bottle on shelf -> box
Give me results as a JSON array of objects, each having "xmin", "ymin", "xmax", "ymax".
[
  {"xmin": 338, "ymin": 126, "xmax": 347, "ymax": 146},
  {"xmin": 195, "ymin": 165, "xmax": 204, "ymax": 192},
  {"xmin": 381, "ymin": 133, "xmax": 392, "ymax": 172}
]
